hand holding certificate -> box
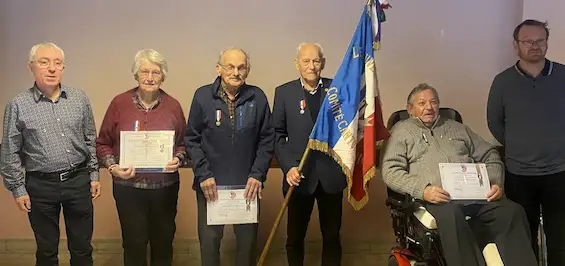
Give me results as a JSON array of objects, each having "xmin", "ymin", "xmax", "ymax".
[
  {"xmin": 207, "ymin": 187, "xmax": 258, "ymax": 225},
  {"xmin": 119, "ymin": 130, "xmax": 175, "ymax": 172},
  {"xmin": 439, "ymin": 163, "xmax": 490, "ymax": 200}
]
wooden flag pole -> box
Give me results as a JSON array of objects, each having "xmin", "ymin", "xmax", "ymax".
[{"xmin": 256, "ymin": 147, "xmax": 312, "ymax": 266}]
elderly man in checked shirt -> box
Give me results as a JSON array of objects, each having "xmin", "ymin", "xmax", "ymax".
[{"xmin": 0, "ymin": 42, "xmax": 100, "ymax": 266}]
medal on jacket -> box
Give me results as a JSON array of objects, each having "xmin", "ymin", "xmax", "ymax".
[
  {"xmin": 300, "ymin": 100, "xmax": 306, "ymax": 114},
  {"xmin": 215, "ymin": 109, "xmax": 221, "ymax": 126}
]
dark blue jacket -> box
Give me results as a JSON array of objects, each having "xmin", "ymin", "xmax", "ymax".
[{"xmin": 185, "ymin": 77, "xmax": 274, "ymax": 190}]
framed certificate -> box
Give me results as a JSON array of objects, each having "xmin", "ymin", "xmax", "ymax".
[
  {"xmin": 439, "ymin": 163, "xmax": 491, "ymax": 200},
  {"xmin": 119, "ymin": 130, "xmax": 175, "ymax": 172},
  {"xmin": 207, "ymin": 185, "xmax": 259, "ymax": 225}
]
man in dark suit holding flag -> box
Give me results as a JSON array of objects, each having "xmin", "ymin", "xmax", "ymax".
[{"xmin": 272, "ymin": 42, "xmax": 347, "ymax": 266}]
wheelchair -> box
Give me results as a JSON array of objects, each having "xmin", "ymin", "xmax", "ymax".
[{"xmin": 383, "ymin": 108, "xmax": 504, "ymax": 266}]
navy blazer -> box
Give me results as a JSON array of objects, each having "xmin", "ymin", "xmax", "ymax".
[{"xmin": 272, "ymin": 78, "xmax": 347, "ymax": 195}]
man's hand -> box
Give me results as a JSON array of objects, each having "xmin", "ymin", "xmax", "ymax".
[
  {"xmin": 164, "ymin": 157, "xmax": 181, "ymax": 172},
  {"xmin": 200, "ymin": 178, "xmax": 218, "ymax": 202},
  {"xmin": 15, "ymin": 195, "xmax": 31, "ymax": 212},
  {"xmin": 286, "ymin": 167, "xmax": 302, "ymax": 186},
  {"xmin": 111, "ymin": 165, "xmax": 135, "ymax": 179},
  {"xmin": 423, "ymin": 186, "xmax": 451, "ymax": 204},
  {"xmin": 487, "ymin": 184, "xmax": 503, "ymax": 202},
  {"xmin": 244, "ymin": 178, "xmax": 262, "ymax": 201},
  {"xmin": 90, "ymin": 181, "xmax": 101, "ymax": 199}
]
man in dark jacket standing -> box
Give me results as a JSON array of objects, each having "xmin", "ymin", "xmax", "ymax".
[
  {"xmin": 272, "ymin": 43, "xmax": 346, "ymax": 266},
  {"xmin": 185, "ymin": 47, "xmax": 274, "ymax": 266}
]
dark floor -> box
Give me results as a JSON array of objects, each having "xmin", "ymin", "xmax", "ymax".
[{"xmin": 0, "ymin": 253, "xmax": 391, "ymax": 265}]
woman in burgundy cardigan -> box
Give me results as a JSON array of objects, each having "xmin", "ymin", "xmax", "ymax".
[{"xmin": 96, "ymin": 49, "xmax": 187, "ymax": 266}]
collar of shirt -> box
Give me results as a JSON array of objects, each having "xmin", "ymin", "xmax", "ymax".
[
  {"xmin": 219, "ymin": 83, "xmax": 239, "ymax": 102},
  {"xmin": 514, "ymin": 59, "xmax": 553, "ymax": 78},
  {"xmin": 132, "ymin": 87, "xmax": 162, "ymax": 110},
  {"xmin": 300, "ymin": 78, "xmax": 323, "ymax": 95},
  {"xmin": 32, "ymin": 83, "xmax": 67, "ymax": 103}
]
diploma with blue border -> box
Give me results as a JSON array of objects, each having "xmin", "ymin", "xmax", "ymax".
[
  {"xmin": 207, "ymin": 185, "xmax": 259, "ymax": 225},
  {"xmin": 119, "ymin": 130, "xmax": 175, "ymax": 172}
]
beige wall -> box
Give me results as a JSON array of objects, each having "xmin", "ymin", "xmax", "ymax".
[{"xmin": 0, "ymin": 0, "xmax": 539, "ymax": 245}]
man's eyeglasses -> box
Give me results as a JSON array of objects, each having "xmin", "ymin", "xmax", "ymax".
[
  {"xmin": 518, "ymin": 39, "xmax": 547, "ymax": 47},
  {"xmin": 33, "ymin": 59, "xmax": 64, "ymax": 70},
  {"xmin": 219, "ymin": 64, "xmax": 248, "ymax": 74}
]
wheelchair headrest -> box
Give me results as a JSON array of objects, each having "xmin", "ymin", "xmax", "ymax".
[{"xmin": 386, "ymin": 107, "xmax": 463, "ymax": 130}]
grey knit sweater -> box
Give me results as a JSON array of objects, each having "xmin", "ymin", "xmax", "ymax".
[{"xmin": 381, "ymin": 116, "xmax": 503, "ymax": 200}]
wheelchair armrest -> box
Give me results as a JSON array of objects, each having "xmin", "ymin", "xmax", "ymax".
[
  {"xmin": 385, "ymin": 187, "xmax": 423, "ymax": 213},
  {"xmin": 385, "ymin": 197, "xmax": 404, "ymax": 208},
  {"xmin": 386, "ymin": 196, "xmax": 421, "ymax": 212}
]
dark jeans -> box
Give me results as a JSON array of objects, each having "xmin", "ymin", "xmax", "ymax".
[
  {"xmin": 505, "ymin": 170, "xmax": 565, "ymax": 266},
  {"xmin": 285, "ymin": 185, "xmax": 343, "ymax": 266},
  {"xmin": 26, "ymin": 169, "xmax": 94, "ymax": 266},
  {"xmin": 425, "ymin": 199, "xmax": 538, "ymax": 266},
  {"xmin": 113, "ymin": 182, "xmax": 179, "ymax": 266},
  {"xmin": 196, "ymin": 191, "xmax": 259, "ymax": 266}
]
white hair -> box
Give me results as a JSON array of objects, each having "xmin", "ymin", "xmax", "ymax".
[
  {"xmin": 295, "ymin": 42, "xmax": 325, "ymax": 58},
  {"xmin": 131, "ymin": 49, "xmax": 168, "ymax": 81},
  {"xmin": 28, "ymin": 42, "xmax": 65, "ymax": 63},
  {"xmin": 217, "ymin": 47, "xmax": 251, "ymax": 70}
]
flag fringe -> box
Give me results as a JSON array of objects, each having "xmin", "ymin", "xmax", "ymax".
[
  {"xmin": 307, "ymin": 138, "xmax": 386, "ymax": 211},
  {"xmin": 349, "ymin": 166, "xmax": 374, "ymax": 210},
  {"xmin": 306, "ymin": 139, "xmax": 353, "ymax": 181}
]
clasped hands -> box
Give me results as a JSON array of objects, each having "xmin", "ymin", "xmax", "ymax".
[{"xmin": 423, "ymin": 184, "xmax": 503, "ymax": 204}]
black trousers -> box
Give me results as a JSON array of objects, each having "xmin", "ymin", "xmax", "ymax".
[
  {"xmin": 425, "ymin": 199, "xmax": 538, "ymax": 266},
  {"xmin": 26, "ymin": 169, "xmax": 93, "ymax": 266},
  {"xmin": 285, "ymin": 184, "xmax": 343, "ymax": 266},
  {"xmin": 196, "ymin": 191, "xmax": 259, "ymax": 266},
  {"xmin": 113, "ymin": 182, "xmax": 179, "ymax": 266},
  {"xmin": 505, "ymin": 170, "xmax": 565, "ymax": 266}
]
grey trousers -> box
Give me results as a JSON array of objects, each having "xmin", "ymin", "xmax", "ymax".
[
  {"xmin": 425, "ymin": 198, "xmax": 538, "ymax": 266},
  {"xmin": 196, "ymin": 191, "xmax": 258, "ymax": 266}
]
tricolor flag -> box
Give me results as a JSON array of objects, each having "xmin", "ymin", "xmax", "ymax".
[{"xmin": 307, "ymin": 0, "xmax": 390, "ymax": 210}]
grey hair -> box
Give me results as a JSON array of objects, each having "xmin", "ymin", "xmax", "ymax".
[
  {"xmin": 295, "ymin": 42, "xmax": 325, "ymax": 58},
  {"xmin": 28, "ymin": 42, "xmax": 65, "ymax": 63},
  {"xmin": 217, "ymin": 47, "xmax": 251, "ymax": 70},
  {"xmin": 407, "ymin": 83, "xmax": 440, "ymax": 105},
  {"xmin": 131, "ymin": 49, "xmax": 168, "ymax": 81}
]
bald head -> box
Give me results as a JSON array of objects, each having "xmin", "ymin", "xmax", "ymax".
[
  {"xmin": 295, "ymin": 43, "xmax": 325, "ymax": 88},
  {"xmin": 216, "ymin": 47, "xmax": 250, "ymax": 90}
]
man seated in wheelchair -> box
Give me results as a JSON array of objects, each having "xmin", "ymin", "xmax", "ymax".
[{"xmin": 381, "ymin": 83, "xmax": 538, "ymax": 266}]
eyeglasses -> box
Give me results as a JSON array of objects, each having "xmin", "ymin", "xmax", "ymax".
[
  {"xmin": 219, "ymin": 64, "xmax": 248, "ymax": 74},
  {"xmin": 138, "ymin": 69, "xmax": 162, "ymax": 77},
  {"xmin": 33, "ymin": 59, "xmax": 65, "ymax": 70},
  {"xmin": 518, "ymin": 39, "xmax": 547, "ymax": 47}
]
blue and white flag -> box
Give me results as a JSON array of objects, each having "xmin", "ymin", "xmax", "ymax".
[{"xmin": 307, "ymin": 0, "xmax": 390, "ymax": 210}]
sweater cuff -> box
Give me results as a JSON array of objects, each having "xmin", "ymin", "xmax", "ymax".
[{"xmin": 413, "ymin": 183, "xmax": 429, "ymax": 200}]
